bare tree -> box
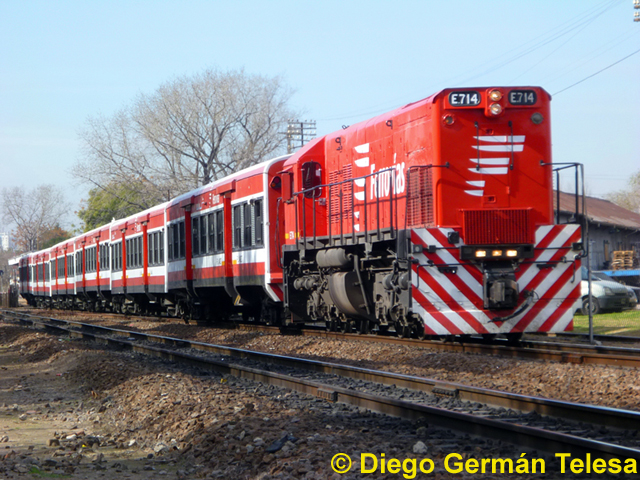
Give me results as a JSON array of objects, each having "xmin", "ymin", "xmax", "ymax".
[
  {"xmin": 608, "ymin": 170, "xmax": 640, "ymax": 215},
  {"xmin": 1, "ymin": 185, "xmax": 70, "ymax": 252},
  {"xmin": 74, "ymin": 68, "xmax": 298, "ymax": 207}
]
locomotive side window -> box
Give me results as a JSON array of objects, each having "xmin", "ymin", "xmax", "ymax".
[
  {"xmin": 301, "ymin": 161, "xmax": 322, "ymax": 198},
  {"xmin": 200, "ymin": 216, "xmax": 207, "ymax": 254}
]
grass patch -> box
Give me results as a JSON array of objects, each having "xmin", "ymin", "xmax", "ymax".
[
  {"xmin": 573, "ymin": 309, "xmax": 640, "ymax": 336},
  {"xmin": 28, "ymin": 467, "xmax": 70, "ymax": 478}
]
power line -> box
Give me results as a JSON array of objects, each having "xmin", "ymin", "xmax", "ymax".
[
  {"xmin": 318, "ymin": 0, "xmax": 625, "ymax": 124},
  {"xmin": 553, "ymin": 46, "xmax": 640, "ymax": 95}
]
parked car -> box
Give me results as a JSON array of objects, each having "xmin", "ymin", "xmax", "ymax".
[{"xmin": 580, "ymin": 268, "xmax": 637, "ymax": 315}]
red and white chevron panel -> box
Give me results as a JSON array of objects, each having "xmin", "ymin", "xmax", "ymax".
[{"xmin": 410, "ymin": 225, "xmax": 582, "ymax": 336}]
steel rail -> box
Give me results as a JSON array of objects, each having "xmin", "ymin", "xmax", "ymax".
[
  {"xmin": 6, "ymin": 308, "xmax": 640, "ymax": 367},
  {"xmin": 4, "ymin": 310, "xmax": 640, "ymax": 444},
  {"xmin": 242, "ymin": 322, "xmax": 640, "ymax": 368}
]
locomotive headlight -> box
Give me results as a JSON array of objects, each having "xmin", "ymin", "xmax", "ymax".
[
  {"xmin": 492, "ymin": 249, "xmax": 503, "ymax": 257},
  {"xmin": 475, "ymin": 250, "xmax": 487, "ymax": 258},
  {"xmin": 488, "ymin": 89, "xmax": 503, "ymax": 101},
  {"xmin": 506, "ymin": 249, "xmax": 518, "ymax": 257},
  {"xmin": 442, "ymin": 114, "xmax": 455, "ymax": 126},
  {"xmin": 489, "ymin": 103, "xmax": 503, "ymax": 116}
]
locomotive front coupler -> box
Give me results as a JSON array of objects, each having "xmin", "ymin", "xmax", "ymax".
[{"xmin": 481, "ymin": 261, "xmax": 519, "ymax": 310}]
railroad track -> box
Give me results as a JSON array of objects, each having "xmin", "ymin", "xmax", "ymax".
[
  {"xmin": 237, "ymin": 323, "xmax": 640, "ymax": 368},
  {"xmin": 7, "ymin": 308, "xmax": 640, "ymax": 368},
  {"xmin": 2, "ymin": 309, "xmax": 640, "ymax": 463}
]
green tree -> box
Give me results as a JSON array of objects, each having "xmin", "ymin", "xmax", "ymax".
[
  {"xmin": 40, "ymin": 225, "xmax": 73, "ymax": 249},
  {"xmin": 77, "ymin": 183, "xmax": 148, "ymax": 232}
]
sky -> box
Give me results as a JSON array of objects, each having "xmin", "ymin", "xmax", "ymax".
[{"xmin": 1, "ymin": 0, "xmax": 639, "ymax": 231}]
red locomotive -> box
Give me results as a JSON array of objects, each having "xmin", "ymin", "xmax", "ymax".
[{"xmin": 16, "ymin": 86, "xmax": 583, "ymax": 339}]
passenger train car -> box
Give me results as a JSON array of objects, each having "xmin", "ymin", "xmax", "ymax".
[{"xmin": 16, "ymin": 86, "xmax": 584, "ymax": 338}]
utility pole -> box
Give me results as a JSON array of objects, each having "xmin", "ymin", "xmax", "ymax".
[
  {"xmin": 284, "ymin": 120, "xmax": 316, "ymax": 154},
  {"xmin": 635, "ymin": 0, "xmax": 640, "ymax": 21}
]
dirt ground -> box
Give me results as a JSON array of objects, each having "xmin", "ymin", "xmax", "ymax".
[{"xmin": 4, "ymin": 322, "xmax": 554, "ymax": 480}]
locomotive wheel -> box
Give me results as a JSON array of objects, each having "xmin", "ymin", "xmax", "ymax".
[
  {"xmin": 506, "ymin": 332, "xmax": 524, "ymax": 344},
  {"xmin": 413, "ymin": 323, "xmax": 427, "ymax": 340},
  {"xmin": 396, "ymin": 323, "xmax": 411, "ymax": 338},
  {"xmin": 376, "ymin": 324, "xmax": 389, "ymax": 335},
  {"xmin": 358, "ymin": 319, "xmax": 370, "ymax": 335},
  {"xmin": 340, "ymin": 319, "xmax": 353, "ymax": 333}
]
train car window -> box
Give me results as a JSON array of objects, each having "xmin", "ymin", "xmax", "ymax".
[
  {"xmin": 192, "ymin": 216, "xmax": 200, "ymax": 256},
  {"xmin": 179, "ymin": 221, "xmax": 186, "ymax": 259},
  {"xmin": 149, "ymin": 232, "xmax": 155, "ymax": 265},
  {"xmin": 116, "ymin": 243, "xmax": 122, "ymax": 271},
  {"xmin": 233, "ymin": 205, "xmax": 242, "ymax": 248},
  {"xmin": 133, "ymin": 238, "xmax": 138, "ymax": 268},
  {"xmin": 244, "ymin": 203, "xmax": 252, "ymax": 247},
  {"xmin": 207, "ymin": 213, "xmax": 214, "ymax": 253},
  {"xmin": 155, "ymin": 232, "xmax": 160, "ymax": 264},
  {"xmin": 216, "ymin": 210, "xmax": 223, "ymax": 252},
  {"xmin": 172, "ymin": 224, "xmax": 178, "ymax": 260},
  {"xmin": 301, "ymin": 161, "xmax": 322, "ymax": 198},
  {"xmin": 104, "ymin": 244, "xmax": 110, "ymax": 270},
  {"xmin": 168, "ymin": 226, "xmax": 173, "ymax": 260},
  {"xmin": 254, "ymin": 199, "xmax": 263, "ymax": 246},
  {"xmin": 200, "ymin": 215, "xmax": 207, "ymax": 254}
]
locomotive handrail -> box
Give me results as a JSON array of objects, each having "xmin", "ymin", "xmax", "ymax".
[
  {"xmin": 539, "ymin": 161, "xmax": 587, "ymax": 256},
  {"xmin": 292, "ymin": 166, "xmax": 399, "ymax": 250}
]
